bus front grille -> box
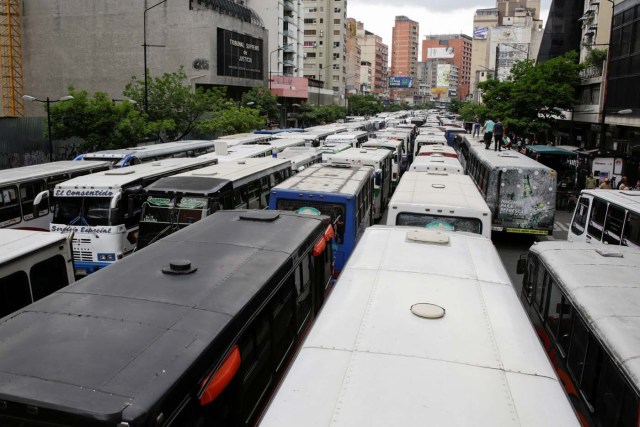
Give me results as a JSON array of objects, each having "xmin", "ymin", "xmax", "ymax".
[{"xmin": 73, "ymin": 250, "xmax": 93, "ymax": 262}]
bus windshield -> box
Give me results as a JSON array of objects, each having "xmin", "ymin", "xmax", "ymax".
[
  {"xmin": 276, "ymin": 199, "xmax": 345, "ymax": 244},
  {"xmin": 139, "ymin": 196, "xmax": 209, "ymax": 248},
  {"xmin": 53, "ymin": 197, "xmax": 112, "ymax": 226},
  {"xmin": 396, "ymin": 212, "xmax": 483, "ymax": 235}
]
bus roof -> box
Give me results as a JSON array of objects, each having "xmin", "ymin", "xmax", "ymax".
[
  {"xmin": 578, "ymin": 189, "xmax": 640, "ymax": 209},
  {"xmin": 78, "ymin": 140, "xmax": 216, "ymax": 160},
  {"xmin": 362, "ymin": 139, "xmax": 403, "ymax": 150},
  {"xmin": 55, "ymin": 158, "xmax": 216, "ymax": 191},
  {"xmin": 466, "ymin": 138, "xmax": 556, "ymax": 171},
  {"xmin": 389, "ymin": 172, "xmax": 491, "ymax": 215},
  {"xmin": 268, "ymin": 138, "xmax": 307, "ymax": 151},
  {"xmin": 326, "ymin": 147, "xmax": 392, "ymax": 164},
  {"xmin": 144, "ymin": 158, "xmax": 291, "ymax": 195},
  {"xmin": 273, "ymin": 163, "xmax": 372, "ymax": 196},
  {"xmin": 325, "ymin": 131, "xmax": 368, "ymax": 140},
  {"xmin": 418, "ymin": 145, "xmax": 457, "ymax": 156},
  {"xmin": 0, "ymin": 210, "xmax": 327, "ymax": 423},
  {"xmin": 0, "ymin": 229, "xmax": 68, "ymax": 265},
  {"xmin": 530, "ymin": 241, "xmax": 640, "ymax": 394},
  {"xmin": 0, "ymin": 160, "xmax": 111, "ymax": 186},
  {"xmin": 260, "ymin": 227, "xmax": 578, "ymax": 426},
  {"xmin": 217, "ymin": 133, "xmax": 273, "ymax": 145}
]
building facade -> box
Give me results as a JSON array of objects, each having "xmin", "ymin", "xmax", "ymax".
[
  {"xmin": 357, "ymin": 22, "xmax": 389, "ymax": 98},
  {"xmin": 422, "ymin": 34, "xmax": 472, "ymax": 100},
  {"xmin": 390, "ymin": 16, "xmax": 419, "ymax": 104},
  {"xmin": 345, "ymin": 18, "xmax": 361, "ymax": 96}
]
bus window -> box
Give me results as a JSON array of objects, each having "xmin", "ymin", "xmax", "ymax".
[
  {"xmin": 567, "ymin": 314, "xmax": 589, "ymax": 385},
  {"xmin": 233, "ymin": 189, "xmax": 248, "ymax": 209},
  {"xmin": 523, "ymin": 256, "xmax": 537, "ymax": 303},
  {"xmin": 556, "ymin": 296, "xmax": 573, "ymax": 357},
  {"xmin": 295, "ymin": 255, "xmax": 312, "ymax": 333},
  {"xmin": 580, "ymin": 335, "xmax": 603, "ymax": 406},
  {"xmin": 603, "ymin": 204, "xmax": 625, "ymax": 245},
  {"xmin": 571, "ymin": 197, "xmax": 590, "ymax": 236},
  {"xmin": 545, "ymin": 279, "xmax": 564, "ymax": 339},
  {"xmin": 534, "ymin": 267, "xmax": 548, "ymax": 317},
  {"xmin": 0, "ymin": 271, "xmax": 31, "ymax": 318},
  {"xmin": 20, "ymin": 180, "xmax": 47, "ymax": 220},
  {"xmin": 0, "ymin": 186, "xmax": 21, "ymax": 226},
  {"xmin": 246, "ymin": 182, "xmax": 261, "ymax": 209},
  {"xmin": 587, "ymin": 199, "xmax": 607, "ymax": 241},
  {"xmin": 30, "ymin": 255, "xmax": 69, "ymax": 301},
  {"xmin": 595, "ymin": 357, "xmax": 632, "ymax": 425},
  {"xmin": 623, "ymin": 212, "xmax": 640, "ymax": 248},
  {"xmin": 260, "ymin": 177, "xmax": 270, "ymax": 207}
]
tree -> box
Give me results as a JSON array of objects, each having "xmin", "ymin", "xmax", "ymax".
[
  {"xmin": 347, "ymin": 94, "xmax": 383, "ymax": 116},
  {"xmin": 196, "ymin": 106, "xmax": 266, "ymax": 136},
  {"xmin": 241, "ymin": 85, "xmax": 279, "ymax": 122},
  {"xmin": 48, "ymin": 87, "xmax": 146, "ymax": 151},
  {"xmin": 297, "ymin": 104, "xmax": 347, "ymax": 127}
]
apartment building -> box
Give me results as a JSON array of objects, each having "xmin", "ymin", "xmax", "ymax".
[
  {"xmin": 390, "ymin": 16, "xmax": 419, "ymax": 104},
  {"xmin": 357, "ymin": 22, "xmax": 389, "ymax": 98},
  {"xmin": 345, "ymin": 18, "xmax": 361, "ymax": 96},
  {"xmin": 422, "ymin": 34, "xmax": 472, "ymax": 100}
]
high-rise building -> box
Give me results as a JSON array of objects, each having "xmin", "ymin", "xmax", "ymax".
[
  {"xmin": 390, "ymin": 16, "xmax": 419, "ymax": 104},
  {"xmin": 302, "ymin": 0, "xmax": 348, "ymax": 104},
  {"xmin": 496, "ymin": 0, "xmax": 541, "ymax": 20},
  {"xmin": 345, "ymin": 18, "xmax": 361, "ymax": 96},
  {"xmin": 422, "ymin": 34, "xmax": 472, "ymax": 100},
  {"xmin": 356, "ymin": 22, "xmax": 389, "ymax": 98}
]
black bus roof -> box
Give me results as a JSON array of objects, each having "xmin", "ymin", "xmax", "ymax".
[
  {"xmin": 144, "ymin": 175, "xmax": 232, "ymax": 196},
  {"xmin": 0, "ymin": 210, "xmax": 327, "ymax": 424}
]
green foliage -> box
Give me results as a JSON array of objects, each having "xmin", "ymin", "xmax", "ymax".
[
  {"xmin": 584, "ymin": 48, "xmax": 607, "ymax": 69},
  {"xmin": 48, "ymin": 88, "xmax": 146, "ymax": 151},
  {"xmin": 477, "ymin": 52, "xmax": 582, "ymax": 141},
  {"xmin": 457, "ymin": 101, "xmax": 489, "ymax": 122},
  {"xmin": 241, "ymin": 85, "xmax": 279, "ymax": 121},
  {"xmin": 196, "ymin": 106, "xmax": 266, "ymax": 136},
  {"xmin": 298, "ymin": 104, "xmax": 347, "ymax": 127},
  {"xmin": 347, "ymin": 95, "xmax": 383, "ymax": 116},
  {"xmin": 449, "ymin": 99, "xmax": 463, "ymax": 113}
]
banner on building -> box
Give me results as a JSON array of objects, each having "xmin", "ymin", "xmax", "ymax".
[
  {"xmin": 427, "ymin": 47, "xmax": 455, "ymax": 59},
  {"xmin": 389, "ymin": 76, "xmax": 413, "ymax": 88},
  {"xmin": 474, "ymin": 27, "xmax": 488, "ymax": 40},
  {"xmin": 217, "ymin": 28, "xmax": 264, "ymax": 80},
  {"xmin": 436, "ymin": 64, "xmax": 451, "ymax": 88}
]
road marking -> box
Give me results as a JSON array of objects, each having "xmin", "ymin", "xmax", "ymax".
[{"xmin": 554, "ymin": 222, "xmax": 569, "ymax": 231}]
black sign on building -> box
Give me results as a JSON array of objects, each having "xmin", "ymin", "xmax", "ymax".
[{"xmin": 217, "ymin": 28, "xmax": 263, "ymax": 80}]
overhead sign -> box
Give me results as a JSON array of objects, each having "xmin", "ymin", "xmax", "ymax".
[
  {"xmin": 474, "ymin": 26, "xmax": 488, "ymax": 40},
  {"xmin": 217, "ymin": 28, "xmax": 264, "ymax": 80},
  {"xmin": 389, "ymin": 76, "xmax": 413, "ymax": 88},
  {"xmin": 427, "ymin": 47, "xmax": 454, "ymax": 59}
]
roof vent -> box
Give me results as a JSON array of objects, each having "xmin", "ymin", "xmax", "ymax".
[
  {"xmin": 411, "ymin": 303, "xmax": 446, "ymax": 319},
  {"xmin": 162, "ymin": 259, "xmax": 197, "ymax": 275},
  {"xmin": 406, "ymin": 229, "xmax": 450, "ymax": 244},
  {"xmin": 192, "ymin": 170, "xmax": 218, "ymax": 176},
  {"xmin": 237, "ymin": 160, "xmax": 246, "ymax": 164},
  {"xmin": 596, "ymin": 248, "xmax": 624, "ymax": 258},
  {"xmin": 432, "ymin": 183, "xmax": 446, "ymax": 189},
  {"xmin": 239, "ymin": 211, "xmax": 280, "ymax": 222},
  {"xmin": 106, "ymin": 169, "xmax": 135, "ymax": 175}
]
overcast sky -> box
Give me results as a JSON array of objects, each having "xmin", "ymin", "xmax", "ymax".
[{"xmin": 348, "ymin": 0, "xmax": 551, "ymax": 61}]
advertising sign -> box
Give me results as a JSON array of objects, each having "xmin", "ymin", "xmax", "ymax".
[
  {"xmin": 217, "ymin": 28, "xmax": 263, "ymax": 80},
  {"xmin": 436, "ymin": 64, "xmax": 451, "ymax": 88},
  {"xmin": 427, "ymin": 47, "xmax": 455, "ymax": 59},
  {"xmin": 389, "ymin": 76, "xmax": 413, "ymax": 88},
  {"xmin": 474, "ymin": 26, "xmax": 488, "ymax": 40}
]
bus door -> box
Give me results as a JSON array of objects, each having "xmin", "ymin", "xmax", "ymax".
[{"xmin": 568, "ymin": 195, "xmax": 592, "ymax": 242}]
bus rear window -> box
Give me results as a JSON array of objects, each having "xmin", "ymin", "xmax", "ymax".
[
  {"xmin": 276, "ymin": 199, "xmax": 346, "ymax": 244},
  {"xmin": 396, "ymin": 212, "xmax": 482, "ymax": 235}
]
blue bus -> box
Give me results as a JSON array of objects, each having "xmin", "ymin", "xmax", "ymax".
[{"xmin": 269, "ymin": 163, "xmax": 373, "ymax": 275}]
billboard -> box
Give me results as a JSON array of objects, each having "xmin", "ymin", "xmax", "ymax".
[
  {"xmin": 436, "ymin": 64, "xmax": 451, "ymax": 88},
  {"xmin": 427, "ymin": 47, "xmax": 455, "ymax": 59},
  {"xmin": 217, "ymin": 28, "xmax": 264, "ymax": 80},
  {"xmin": 389, "ymin": 76, "xmax": 413, "ymax": 88},
  {"xmin": 474, "ymin": 26, "xmax": 488, "ymax": 40}
]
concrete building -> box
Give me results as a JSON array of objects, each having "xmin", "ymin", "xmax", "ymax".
[
  {"xmin": 536, "ymin": 0, "xmax": 582, "ymax": 62},
  {"xmin": 360, "ymin": 60, "xmax": 373, "ymax": 95},
  {"xmin": 345, "ymin": 18, "xmax": 361, "ymax": 96},
  {"xmin": 21, "ymin": 0, "xmax": 269, "ymax": 117},
  {"xmin": 390, "ymin": 16, "xmax": 419, "ymax": 104},
  {"xmin": 420, "ymin": 60, "xmax": 459, "ymax": 105},
  {"xmin": 422, "ymin": 34, "xmax": 472, "ymax": 100},
  {"xmin": 302, "ymin": 0, "xmax": 348, "ymax": 104},
  {"xmin": 357, "ymin": 22, "xmax": 389, "ymax": 99}
]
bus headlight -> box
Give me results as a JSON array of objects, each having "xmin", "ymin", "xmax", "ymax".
[{"xmin": 97, "ymin": 253, "xmax": 116, "ymax": 262}]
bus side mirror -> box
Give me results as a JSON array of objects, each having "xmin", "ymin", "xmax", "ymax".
[
  {"xmin": 33, "ymin": 190, "xmax": 49, "ymax": 218},
  {"xmin": 516, "ymin": 256, "xmax": 527, "ymax": 274}
]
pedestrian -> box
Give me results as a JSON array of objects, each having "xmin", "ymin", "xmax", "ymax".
[
  {"xmin": 618, "ymin": 176, "xmax": 629, "ymax": 190},
  {"xmin": 633, "ymin": 180, "xmax": 640, "ymax": 190},
  {"xmin": 502, "ymin": 134, "xmax": 512, "ymax": 150},
  {"xmin": 585, "ymin": 173, "xmax": 596, "ymax": 189},
  {"xmin": 472, "ymin": 115, "xmax": 480, "ymax": 138},
  {"xmin": 483, "ymin": 117, "xmax": 495, "ymax": 149},
  {"xmin": 599, "ymin": 178, "xmax": 612, "ymax": 189},
  {"xmin": 493, "ymin": 119, "xmax": 504, "ymax": 151}
]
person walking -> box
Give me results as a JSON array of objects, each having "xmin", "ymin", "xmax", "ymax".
[
  {"xmin": 472, "ymin": 116, "xmax": 480, "ymax": 138},
  {"xmin": 585, "ymin": 173, "xmax": 597, "ymax": 189},
  {"xmin": 493, "ymin": 119, "xmax": 504, "ymax": 151},
  {"xmin": 599, "ymin": 178, "xmax": 612, "ymax": 189},
  {"xmin": 482, "ymin": 117, "xmax": 495, "ymax": 149}
]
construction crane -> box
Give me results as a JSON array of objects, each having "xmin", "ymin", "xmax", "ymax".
[{"xmin": 0, "ymin": 0, "xmax": 24, "ymax": 117}]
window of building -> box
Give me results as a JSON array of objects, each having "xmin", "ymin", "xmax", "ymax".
[
  {"xmin": 333, "ymin": 53, "xmax": 340, "ymax": 59},
  {"xmin": 332, "ymin": 64, "xmax": 340, "ymax": 70},
  {"xmin": 333, "ymin": 75, "xmax": 340, "ymax": 81},
  {"xmin": 304, "ymin": 18, "xmax": 317, "ymax": 24},
  {"xmin": 334, "ymin": 7, "xmax": 341, "ymax": 12},
  {"xmin": 306, "ymin": 52, "xmax": 316, "ymax": 58},
  {"xmin": 304, "ymin": 30, "xmax": 317, "ymax": 36},
  {"xmin": 334, "ymin": 19, "xmax": 341, "ymax": 24},
  {"xmin": 333, "ymin": 42, "xmax": 340, "ymax": 48},
  {"xmin": 334, "ymin": 30, "xmax": 340, "ymax": 35}
]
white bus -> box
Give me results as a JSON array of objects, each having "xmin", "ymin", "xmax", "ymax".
[
  {"xmin": 198, "ymin": 142, "xmax": 275, "ymax": 162},
  {"xmin": 137, "ymin": 157, "xmax": 292, "ymax": 249},
  {"xmin": 276, "ymin": 147, "xmax": 322, "ymax": 173},
  {"xmin": 567, "ymin": 189, "xmax": 640, "ymax": 248},
  {"xmin": 386, "ymin": 172, "xmax": 492, "ymax": 238},
  {"xmin": 362, "ymin": 138, "xmax": 405, "ymax": 185},
  {"xmin": 326, "ymin": 147, "xmax": 393, "ymax": 220},
  {"xmin": 518, "ymin": 241, "xmax": 640, "ymax": 426},
  {"xmin": 409, "ymin": 155, "xmax": 464, "ymax": 174},
  {"xmin": 259, "ymin": 226, "xmax": 579, "ymax": 427},
  {"xmin": 318, "ymin": 142, "xmax": 352, "ymax": 162},
  {"xmin": 75, "ymin": 140, "xmax": 218, "ymax": 167},
  {"xmin": 0, "ymin": 229, "xmax": 74, "ymax": 319},
  {"xmin": 217, "ymin": 133, "xmax": 273, "ymax": 146},
  {"xmin": 413, "ymin": 132, "xmax": 447, "ymax": 158},
  {"xmin": 49, "ymin": 157, "xmax": 217, "ymax": 276},
  {"xmin": 0, "ymin": 160, "xmax": 111, "ymax": 231},
  {"xmin": 416, "ymin": 144, "xmax": 458, "ymax": 159},
  {"xmin": 324, "ymin": 131, "xmax": 369, "ymax": 148}
]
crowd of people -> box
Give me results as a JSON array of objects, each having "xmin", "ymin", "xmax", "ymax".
[{"xmin": 474, "ymin": 116, "xmax": 534, "ymax": 153}]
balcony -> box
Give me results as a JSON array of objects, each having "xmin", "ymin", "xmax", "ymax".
[
  {"xmin": 283, "ymin": 0, "xmax": 295, "ymax": 12},
  {"xmin": 283, "ymin": 15, "xmax": 295, "ymax": 24},
  {"xmin": 580, "ymin": 64, "xmax": 603, "ymax": 80},
  {"xmin": 283, "ymin": 30, "xmax": 296, "ymax": 39}
]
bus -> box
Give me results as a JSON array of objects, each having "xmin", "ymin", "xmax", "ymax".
[
  {"xmin": 444, "ymin": 127, "xmax": 468, "ymax": 147},
  {"xmin": 409, "ymin": 155, "xmax": 464, "ymax": 174},
  {"xmin": 137, "ymin": 158, "xmax": 292, "ymax": 249},
  {"xmin": 324, "ymin": 131, "xmax": 369, "ymax": 148},
  {"xmin": 413, "ymin": 132, "xmax": 447, "ymax": 157},
  {"xmin": 386, "ymin": 172, "xmax": 492, "ymax": 238},
  {"xmin": 218, "ymin": 133, "xmax": 273, "ymax": 146},
  {"xmin": 567, "ymin": 189, "xmax": 640, "ymax": 248},
  {"xmin": 49, "ymin": 157, "xmax": 217, "ymax": 276},
  {"xmin": 259, "ymin": 226, "xmax": 580, "ymax": 427},
  {"xmin": 416, "ymin": 144, "xmax": 459, "ymax": 159},
  {"xmin": 75, "ymin": 140, "xmax": 218, "ymax": 167},
  {"xmin": 362, "ymin": 138, "xmax": 405, "ymax": 186},
  {"xmin": 276, "ymin": 147, "xmax": 322, "ymax": 173},
  {"xmin": 269, "ymin": 163, "xmax": 373, "ymax": 274},
  {"xmin": 325, "ymin": 147, "xmax": 393, "ymax": 221},
  {"xmin": 318, "ymin": 142, "xmax": 352, "ymax": 162},
  {"xmin": 0, "ymin": 209, "xmax": 334, "ymax": 427},
  {"xmin": 0, "ymin": 160, "xmax": 111, "ymax": 231},
  {"xmin": 382, "ymin": 127, "xmax": 415, "ymax": 164},
  {"xmin": 198, "ymin": 142, "xmax": 276, "ymax": 163},
  {"xmin": 518, "ymin": 241, "xmax": 640, "ymax": 426},
  {"xmin": 0, "ymin": 229, "xmax": 74, "ymax": 318},
  {"xmin": 461, "ymin": 138, "xmax": 557, "ymax": 235}
]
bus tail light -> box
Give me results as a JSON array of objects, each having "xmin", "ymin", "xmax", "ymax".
[
  {"xmin": 127, "ymin": 231, "xmax": 138, "ymax": 244},
  {"xmin": 199, "ymin": 345, "xmax": 241, "ymax": 406},
  {"xmin": 312, "ymin": 237, "xmax": 326, "ymax": 257}
]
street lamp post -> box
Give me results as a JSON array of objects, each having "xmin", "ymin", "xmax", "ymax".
[
  {"xmin": 23, "ymin": 95, "xmax": 74, "ymax": 162},
  {"xmin": 143, "ymin": 0, "xmax": 168, "ymax": 114}
]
